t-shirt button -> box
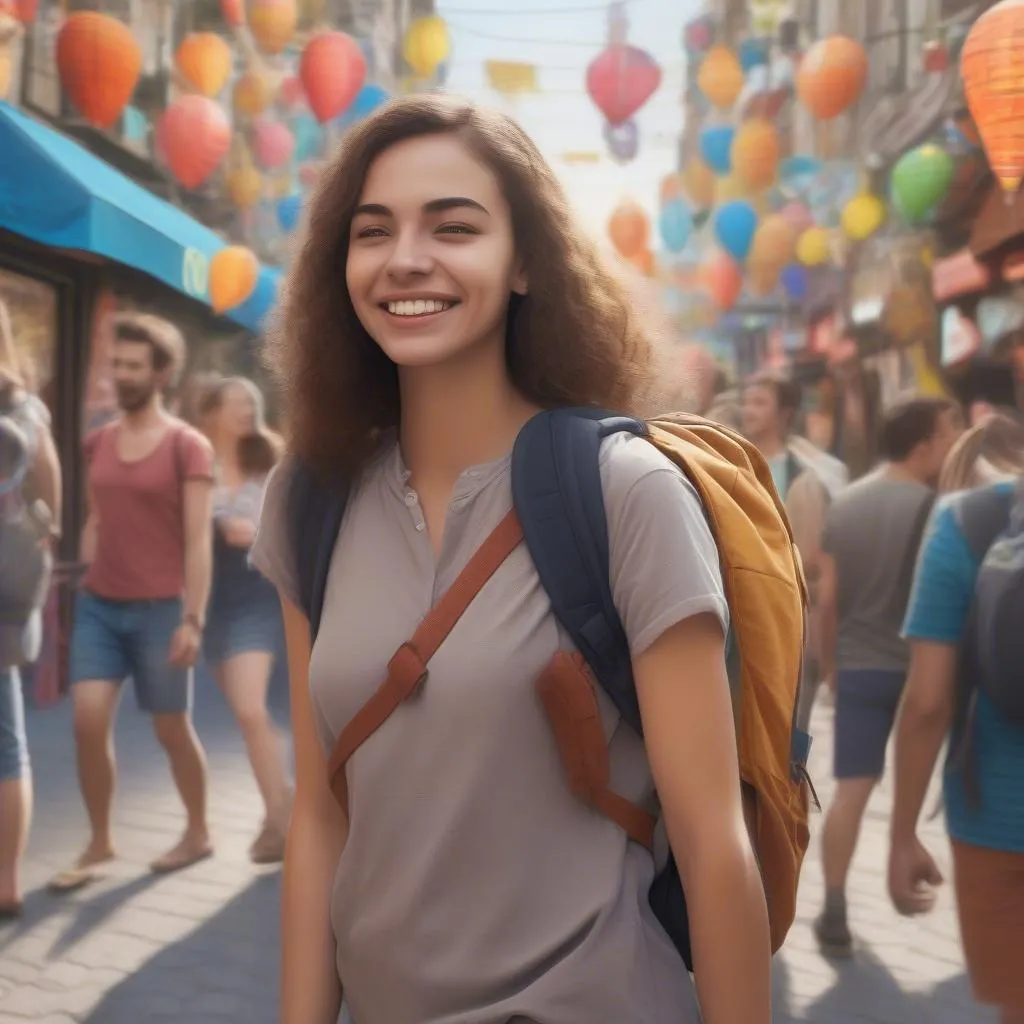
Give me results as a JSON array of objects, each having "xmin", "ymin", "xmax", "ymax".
[
  {"xmin": 404, "ymin": 491, "xmax": 418, "ymax": 507},
  {"xmin": 415, "ymin": 521, "xmax": 425, "ymax": 532}
]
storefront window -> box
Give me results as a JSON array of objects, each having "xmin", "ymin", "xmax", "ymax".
[{"xmin": 0, "ymin": 266, "xmax": 58, "ymax": 416}]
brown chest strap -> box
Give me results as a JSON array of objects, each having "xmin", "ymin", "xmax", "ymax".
[{"xmin": 327, "ymin": 508, "xmax": 524, "ymax": 816}]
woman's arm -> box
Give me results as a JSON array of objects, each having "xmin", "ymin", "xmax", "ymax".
[
  {"xmin": 634, "ymin": 612, "xmax": 771, "ymax": 1024},
  {"xmin": 280, "ymin": 597, "xmax": 347, "ymax": 1024}
]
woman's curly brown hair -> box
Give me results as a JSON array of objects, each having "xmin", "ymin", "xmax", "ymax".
[{"xmin": 267, "ymin": 93, "xmax": 653, "ymax": 477}]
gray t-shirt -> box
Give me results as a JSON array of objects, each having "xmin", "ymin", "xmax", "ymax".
[
  {"xmin": 822, "ymin": 469, "xmax": 934, "ymax": 674},
  {"xmin": 251, "ymin": 432, "xmax": 728, "ymax": 1024}
]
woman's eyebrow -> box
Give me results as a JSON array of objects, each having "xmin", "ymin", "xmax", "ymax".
[{"xmin": 353, "ymin": 197, "xmax": 490, "ymax": 218}]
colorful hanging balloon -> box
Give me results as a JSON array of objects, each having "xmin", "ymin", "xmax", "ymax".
[
  {"xmin": 961, "ymin": 1, "xmax": 1024, "ymax": 193},
  {"xmin": 248, "ymin": 0, "xmax": 295, "ymax": 55},
  {"xmin": 159, "ymin": 95, "xmax": 231, "ymax": 190},
  {"xmin": 605, "ymin": 119, "xmax": 639, "ymax": 162},
  {"xmin": 608, "ymin": 201, "xmax": 649, "ymax": 260},
  {"xmin": 659, "ymin": 199, "xmax": 693, "ymax": 253},
  {"xmin": 586, "ymin": 45, "xmax": 661, "ymax": 126},
  {"xmin": 253, "ymin": 119, "xmax": 295, "ymax": 170},
  {"xmin": 659, "ymin": 172, "xmax": 684, "ymax": 204},
  {"xmin": 714, "ymin": 200, "xmax": 759, "ymax": 262},
  {"xmin": 56, "ymin": 12, "xmax": 142, "ymax": 129},
  {"xmin": 227, "ymin": 164, "xmax": 262, "ymax": 208},
  {"xmin": 175, "ymin": 33, "xmax": 232, "ymax": 99},
  {"xmin": 350, "ymin": 83, "xmax": 390, "ymax": 120},
  {"xmin": 220, "ymin": 0, "xmax": 244, "ymax": 28},
  {"xmin": 747, "ymin": 214, "xmax": 796, "ymax": 294},
  {"xmin": 210, "ymin": 246, "xmax": 260, "ymax": 313},
  {"xmin": 781, "ymin": 264, "xmax": 808, "ymax": 302},
  {"xmin": 628, "ymin": 248, "xmax": 655, "ymax": 277},
  {"xmin": 700, "ymin": 125, "xmax": 735, "ymax": 176},
  {"xmin": 682, "ymin": 157, "xmax": 716, "ymax": 208},
  {"xmin": 300, "ymin": 31, "xmax": 367, "ymax": 124},
  {"xmin": 841, "ymin": 193, "xmax": 886, "ymax": 240},
  {"xmin": 796, "ymin": 226, "xmax": 830, "ymax": 267},
  {"xmin": 233, "ymin": 70, "xmax": 273, "ymax": 118},
  {"xmin": 891, "ymin": 144, "xmax": 954, "ymax": 224},
  {"xmin": 403, "ymin": 14, "xmax": 450, "ymax": 77},
  {"xmin": 796, "ymin": 36, "xmax": 868, "ymax": 120},
  {"xmin": 779, "ymin": 201, "xmax": 815, "ymax": 234},
  {"xmin": 292, "ymin": 113, "xmax": 322, "ymax": 162},
  {"xmin": 277, "ymin": 193, "xmax": 302, "ymax": 232},
  {"xmin": 703, "ymin": 252, "xmax": 743, "ymax": 311},
  {"xmin": 739, "ymin": 38, "xmax": 770, "ymax": 72},
  {"xmin": 697, "ymin": 45, "xmax": 744, "ymax": 109},
  {"xmin": 279, "ymin": 75, "xmax": 306, "ymax": 110},
  {"xmin": 731, "ymin": 119, "xmax": 781, "ymax": 191}
]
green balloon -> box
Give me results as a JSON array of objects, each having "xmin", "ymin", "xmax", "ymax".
[{"xmin": 891, "ymin": 145, "xmax": 955, "ymax": 224}]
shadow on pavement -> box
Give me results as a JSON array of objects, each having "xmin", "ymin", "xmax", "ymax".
[{"xmin": 83, "ymin": 872, "xmax": 280, "ymax": 1024}]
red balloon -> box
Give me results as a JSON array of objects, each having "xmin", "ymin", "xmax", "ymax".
[
  {"xmin": 586, "ymin": 45, "xmax": 661, "ymax": 126},
  {"xmin": 220, "ymin": 0, "xmax": 243, "ymax": 27},
  {"xmin": 159, "ymin": 95, "xmax": 231, "ymax": 190},
  {"xmin": 300, "ymin": 31, "xmax": 366, "ymax": 124},
  {"xmin": 279, "ymin": 74, "xmax": 306, "ymax": 109}
]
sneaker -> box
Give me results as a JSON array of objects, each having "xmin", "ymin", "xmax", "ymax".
[{"xmin": 813, "ymin": 907, "xmax": 854, "ymax": 958}]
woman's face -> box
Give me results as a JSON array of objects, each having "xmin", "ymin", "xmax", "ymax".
[
  {"xmin": 217, "ymin": 383, "xmax": 257, "ymax": 440},
  {"xmin": 346, "ymin": 133, "xmax": 527, "ymax": 370},
  {"xmin": 741, "ymin": 384, "xmax": 780, "ymax": 442}
]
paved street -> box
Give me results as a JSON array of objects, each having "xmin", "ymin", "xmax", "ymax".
[{"xmin": 0, "ymin": 678, "xmax": 997, "ymax": 1024}]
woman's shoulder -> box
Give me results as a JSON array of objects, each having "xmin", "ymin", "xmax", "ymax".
[{"xmin": 598, "ymin": 429, "xmax": 703, "ymax": 508}]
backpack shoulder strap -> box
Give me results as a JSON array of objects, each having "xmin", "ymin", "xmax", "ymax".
[
  {"xmin": 511, "ymin": 407, "xmax": 646, "ymax": 734},
  {"xmin": 955, "ymin": 485, "xmax": 1014, "ymax": 564},
  {"xmin": 287, "ymin": 459, "xmax": 350, "ymax": 640}
]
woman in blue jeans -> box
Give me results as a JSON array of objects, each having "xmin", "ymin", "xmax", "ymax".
[
  {"xmin": 0, "ymin": 299, "xmax": 62, "ymax": 918},
  {"xmin": 198, "ymin": 377, "xmax": 291, "ymax": 863}
]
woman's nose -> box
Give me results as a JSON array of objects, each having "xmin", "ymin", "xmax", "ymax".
[{"xmin": 385, "ymin": 230, "xmax": 433, "ymax": 278}]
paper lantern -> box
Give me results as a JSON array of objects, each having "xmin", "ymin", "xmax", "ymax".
[
  {"xmin": 608, "ymin": 201, "xmax": 649, "ymax": 260},
  {"xmin": 796, "ymin": 226, "xmax": 830, "ymax": 266},
  {"xmin": 703, "ymin": 252, "xmax": 743, "ymax": 311},
  {"xmin": 731, "ymin": 119, "xmax": 780, "ymax": 191},
  {"xmin": 300, "ymin": 31, "xmax": 366, "ymax": 124},
  {"xmin": 253, "ymin": 119, "xmax": 295, "ymax": 170},
  {"xmin": 714, "ymin": 200, "xmax": 759, "ymax": 263},
  {"xmin": 841, "ymin": 193, "xmax": 886, "ymax": 240},
  {"xmin": 961, "ymin": 0, "xmax": 1024, "ymax": 194},
  {"xmin": 56, "ymin": 12, "xmax": 142, "ymax": 129},
  {"xmin": 659, "ymin": 199, "xmax": 693, "ymax": 254},
  {"xmin": 796, "ymin": 36, "xmax": 868, "ymax": 120},
  {"xmin": 175, "ymin": 33, "xmax": 232, "ymax": 98},
  {"xmin": 697, "ymin": 45, "xmax": 744, "ymax": 109},
  {"xmin": 682, "ymin": 158, "xmax": 716, "ymax": 208},
  {"xmin": 891, "ymin": 144, "xmax": 954, "ymax": 224},
  {"xmin": 403, "ymin": 14, "xmax": 450, "ymax": 78},
  {"xmin": 210, "ymin": 246, "xmax": 260, "ymax": 313},
  {"xmin": 586, "ymin": 45, "xmax": 661, "ymax": 126},
  {"xmin": 159, "ymin": 95, "xmax": 231, "ymax": 190},
  {"xmin": 227, "ymin": 165, "xmax": 262, "ymax": 208},
  {"xmin": 248, "ymin": 0, "xmax": 295, "ymax": 55},
  {"xmin": 700, "ymin": 125, "xmax": 735, "ymax": 176},
  {"xmin": 233, "ymin": 70, "xmax": 273, "ymax": 118}
]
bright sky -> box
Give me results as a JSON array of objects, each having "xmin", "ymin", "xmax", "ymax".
[{"xmin": 438, "ymin": 0, "xmax": 704, "ymax": 241}]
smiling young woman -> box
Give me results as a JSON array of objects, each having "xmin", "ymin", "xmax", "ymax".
[{"xmin": 252, "ymin": 95, "xmax": 771, "ymax": 1024}]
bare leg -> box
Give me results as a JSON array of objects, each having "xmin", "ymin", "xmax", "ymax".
[
  {"xmin": 0, "ymin": 777, "xmax": 31, "ymax": 908},
  {"xmin": 71, "ymin": 681, "xmax": 120, "ymax": 863}
]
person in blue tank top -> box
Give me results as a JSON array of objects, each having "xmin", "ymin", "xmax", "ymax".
[{"xmin": 891, "ymin": 414, "xmax": 1024, "ymax": 1024}]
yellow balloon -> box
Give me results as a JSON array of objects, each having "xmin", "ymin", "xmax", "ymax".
[
  {"xmin": 841, "ymin": 194, "xmax": 886, "ymax": 241},
  {"xmin": 210, "ymin": 246, "xmax": 260, "ymax": 313},
  {"xmin": 796, "ymin": 227, "xmax": 830, "ymax": 267},
  {"xmin": 227, "ymin": 165, "xmax": 263, "ymax": 208},
  {"xmin": 403, "ymin": 14, "xmax": 450, "ymax": 78}
]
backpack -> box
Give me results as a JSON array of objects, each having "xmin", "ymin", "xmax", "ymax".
[{"xmin": 288, "ymin": 407, "xmax": 813, "ymax": 969}]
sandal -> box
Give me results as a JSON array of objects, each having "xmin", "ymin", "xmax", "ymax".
[
  {"xmin": 47, "ymin": 863, "xmax": 107, "ymax": 893},
  {"xmin": 149, "ymin": 846, "xmax": 214, "ymax": 875}
]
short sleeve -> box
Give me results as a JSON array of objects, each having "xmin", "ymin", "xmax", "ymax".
[
  {"xmin": 179, "ymin": 427, "xmax": 214, "ymax": 481},
  {"xmin": 821, "ymin": 500, "xmax": 839, "ymax": 555},
  {"xmin": 601, "ymin": 434, "xmax": 729, "ymax": 659},
  {"xmin": 82, "ymin": 426, "xmax": 103, "ymax": 466},
  {"xmin": 902, "ymin": 499, "xmax": 979, "ymax": 644},
  {"xmin": 249, "ymin": 458, "xmax": 300, "ymax": 606}
]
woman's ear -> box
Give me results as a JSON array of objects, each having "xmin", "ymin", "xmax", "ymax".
[{"xmin": 510, "ymin": 260, "xmax": 528, "ymax": 296}]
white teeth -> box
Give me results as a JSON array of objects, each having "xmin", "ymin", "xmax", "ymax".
[{"xmin": 386, "ymin": 299, "xmax": 452, "ymax": 316}]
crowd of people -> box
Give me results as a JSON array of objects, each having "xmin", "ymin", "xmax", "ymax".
[{"xmin": 0, "ymin": 93, "xmax": 1022, "ymax": 1024}]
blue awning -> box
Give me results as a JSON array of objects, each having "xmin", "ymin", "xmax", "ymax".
[{"xmin": 0, "ymin": 102, "xmax": 279, "ymax": 333}]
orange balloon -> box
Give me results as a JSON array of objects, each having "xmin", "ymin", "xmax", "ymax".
[
  {"xmin": 749, "ymin": 214, "xmax": 797, "ymax": 272},
  {"xmin": 159, "ymin": 95, "xmax": 231, "ymax": 190},
  {"xmin": 682, "ymin": 157, "xmax": 716, "ymax": 208},
  {"xmin": 731, "ymin": 119, "xmax": 781, "ymax": 190},
  {"xmin": 175, "ymin": 32, "xmax": 232, "ymax": 98},
  {"xmin": 797, "ymin": 35, "xmax": 868, "ymax": 120},
  {"xmin": 56, "ymin": 12, "xmax": 142, "ymax": 129},
  {"xmin": 698, "ymin": 45, "xmax": 744, "ymax": 109},
  {"xmin": 227, "ymin": 165, "xmax": 262, "ymax": 208},
  {"xmin": 962, "ymin": 1, "xmax": 1024, "ymax": 193},
  {"xmin": 210, "ymin": 246, "xmax": 260, "ymax": 313},
  {"xmin": 628, "ymin": 248, "xmax": 656, "ymax": 276},
  {"xmin": 608, "ymin": 201, "xmax": 649, "ymax": 260},
  {"xmin": 233, "ymin": 70, "xmax": 273, "ymax": 117},
  {"xmin": 659, "ymin": 172, "xmax": 684, "ymax": 205},
  {"xmin": 703, "ymin": 252, "xmax": 743, "ymax": 311},
  {"xmin": 248, "ymin": 0, "xmax": 296, "ymax": 55}
]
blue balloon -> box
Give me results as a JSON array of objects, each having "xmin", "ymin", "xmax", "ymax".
[
  {"xmin": 700, "ymin": 125, "xmax": 735, "ymax": 176},
  {"xmin": 277, "ymin": 194, "xmax": 303, "ymax": 233},
  {"xmin": 350, "ymin": 83, "xmax": 390, "ymax": 120},
  {"xmin": 292, "ymin": 113, "xmax": 323, "ymax": 163},
  {"xmin": 739, "ymin": 38, "xmax": 769, "ymax": 72},
  {"xmin": 779, "ymin": 155, "xmax": 823, "ymax": 182},
  {"xmin": 781, "ymin": 264, "xmax": 808, "ymax": 302},
  {"xmin": 659, "ymin": 199, "xmax": 694, "ymax": 254},
  {"xmin": 713, "ymin": 200, "xmax": 758, "ymax": 262}
]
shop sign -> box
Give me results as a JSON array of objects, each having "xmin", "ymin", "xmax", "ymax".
[{"xmin": 182, "ymin": 247, "xmax": 210, "ymax": 301}]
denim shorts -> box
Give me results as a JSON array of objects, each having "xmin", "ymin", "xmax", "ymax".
[
  {"xmin": 834, "ymin": 668, "xmax": 906, "ymax": 779},
  {"xmin": 203, "ymin": 585, "xmax": 283, "ymax": 665},
  {"xmin": 0, "ymin": 666, "xmax": 29, "ymax": 782},
  {"xmin": 69, "ymin": 592, "xmax": 192, "ymax": 714}
]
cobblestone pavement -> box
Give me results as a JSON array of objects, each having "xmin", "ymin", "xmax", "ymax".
[{"xmin": 0, "ymin": 680, "xmax": 997, "ymax": 1023}]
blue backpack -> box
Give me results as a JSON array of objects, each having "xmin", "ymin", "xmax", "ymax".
[{"xmin": 288, "ymin": 407, "xmax": 812, "ymax": 969}]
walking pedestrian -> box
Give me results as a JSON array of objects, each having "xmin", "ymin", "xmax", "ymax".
[
  {"xmin": 813, "ymin": 397, "xmax": 961, "ymax": 956},
  {"xmin": 50, "ymin": 313, "xmax": 215, "ymax": 890},
  {"xmin": 891, "ymin": 412, "xmax": 1024, "ymax": 1024},
  {"xmin": 251, "ymin": 95, "xmax": 800, "ymax": 1024},
  {"xmin": 0, "ymin": 298, "xmax": 61, "ymax": 918},
  {"xmin": 199, "ymin": 376, "xmax": 291, "ymax": 863}
]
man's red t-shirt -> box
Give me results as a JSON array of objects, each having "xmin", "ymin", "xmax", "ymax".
[{"xmin": 83, "ymin": 420, "xmax": 213, "ymax": 601}]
